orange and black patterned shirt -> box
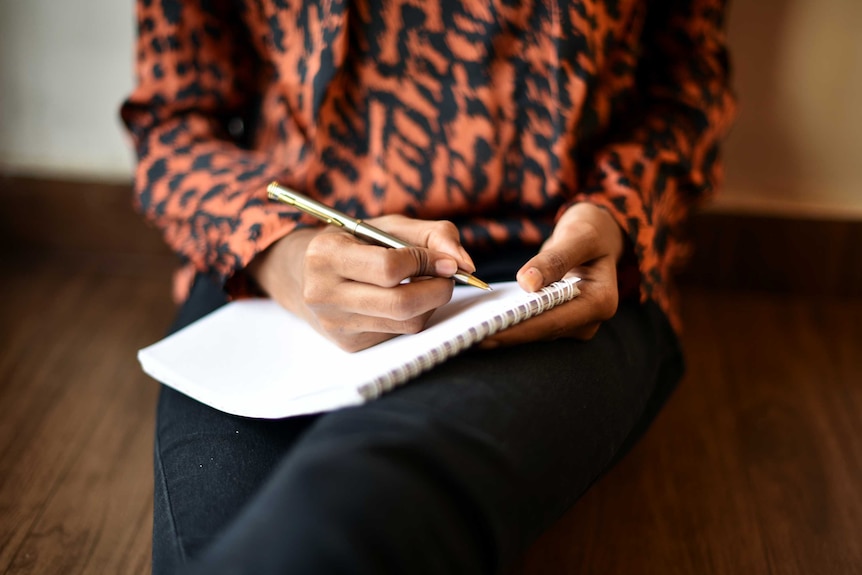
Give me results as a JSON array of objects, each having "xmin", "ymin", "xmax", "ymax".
[{"xmin": 121, "ymin": 0, "xmax": 735, "ymax": 330}]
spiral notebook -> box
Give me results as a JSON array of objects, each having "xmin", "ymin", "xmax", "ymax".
[{"xmin": 138, "ymin": 277, "xmax": 580, "ymax": 419}]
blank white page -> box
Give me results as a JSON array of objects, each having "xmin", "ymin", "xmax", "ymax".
[{"xmin": 138, "ymin": 279, "xmax": 579, "ymax": 418}]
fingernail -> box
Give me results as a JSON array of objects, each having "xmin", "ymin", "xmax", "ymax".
[
  {"xmin": 530, "ymin": 267, "xmax": 544, "ymax": 282},
  {"xmin": 435, "ymin": 258, "xmax": 458, "ymax": 276},
  {"xmin": 516, "ymin": 266, "xmax": 544, "ymax": 291}
]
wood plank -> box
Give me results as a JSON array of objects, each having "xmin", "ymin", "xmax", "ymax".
[
  {"xmin": 0, "ymin": 254, "xmax": 174, "ymax": 575},
  {"xmin": 0, "ymin": 175, "xmax": 170, "ymax": 257},
  {"xmin": 680, "ymin": 212, "xmax": 862, "ymax": 297}
]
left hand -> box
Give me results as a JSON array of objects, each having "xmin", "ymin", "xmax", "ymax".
[{"xmin": 480, "ymin": 202, "xmax": 625, "ymax": 348}]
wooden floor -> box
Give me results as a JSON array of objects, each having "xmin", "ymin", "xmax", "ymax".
[
  {"xmin": 1, "ymin": 249, "xmax": 861, "ymax": 574},
  {"xmin": 0, "ymin": 252, "xmax": 174, "ymax": 575}
]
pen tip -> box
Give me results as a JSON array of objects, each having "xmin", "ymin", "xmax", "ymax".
[
  {"xmin": 469, "ymin": 277, "xmax": 493, "ymax": 291},
  {"xmin": 450, "ymin": 271, "xmax": 492, "ymax": 291}
]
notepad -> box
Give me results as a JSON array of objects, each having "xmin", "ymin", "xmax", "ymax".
[{"xmin": 138, "ymin": 277, "xmax": 580, "ymax": 419}]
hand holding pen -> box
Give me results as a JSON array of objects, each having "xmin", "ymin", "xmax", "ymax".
[
  {"xmin": 247, "ymin": 182, "xmax": 487, "ymax": 352},
  {"xmin": 266, "ymin": 183, "xmax": 490, "ymax": 290}
]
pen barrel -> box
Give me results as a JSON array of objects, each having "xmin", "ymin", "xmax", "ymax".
[
  {"xmin": 352, "ymin": 221, "xmax": 411, "ymax": 250},
  {"xmin": 356, "ymin": 223, "xmax": 486, "ymax": 289},
  {"xmin": 267, "ymin": 183, "xmax": 355, "ymax": 229}
]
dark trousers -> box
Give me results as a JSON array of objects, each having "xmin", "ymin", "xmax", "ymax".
[{"xmin": 152, "ymin": 258, "xmax": 683, "ymax": 575}]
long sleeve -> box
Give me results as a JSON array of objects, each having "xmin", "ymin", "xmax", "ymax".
[
  {"xmin": 120, "ymin": 0, "xmax": 736, "ymax": 319},
  {"xmin": 120, "ymin": 0, "xmax": 298, "ymax": 296},
  {"xmin": 572, "ymin": 0, "xmax": 737, "ymax": 326}
]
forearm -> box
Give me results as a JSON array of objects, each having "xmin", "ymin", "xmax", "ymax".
[
  {"xmin": 126, "ymin": 113, "xmax": 295, "ymax": 280},
  {"xmin": 120, "ymin": 0, "xmax": 300, "ymax": 286}
]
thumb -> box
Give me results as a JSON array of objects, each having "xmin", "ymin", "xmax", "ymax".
[
  {"xmin": 397, "ymin": 246, "xmax": 459, "ymax": 281},
  {"xmin": 516, "ymin": 248, "xmax": 578, "ymax": 292},
  {"xmin": 516, "ymin": 226, "xmax": 601, "ymax": 292},
  {"xmin": 370, "ymin": 216, "xmax": 476, "ymax": 273}
]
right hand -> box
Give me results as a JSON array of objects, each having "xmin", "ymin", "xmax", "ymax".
[{"xmin": 247, "ymin": 215, "xmax": 476, "ymax": 352}]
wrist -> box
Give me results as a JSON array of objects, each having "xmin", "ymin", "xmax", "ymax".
[{"xmin": 247, "ymin": 227, "xmax": 319, "ymax": 305}]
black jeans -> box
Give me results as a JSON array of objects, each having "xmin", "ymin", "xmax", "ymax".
[{"xmin": 152, "ymin": 257, "xmax": 683, "ymax": 574}]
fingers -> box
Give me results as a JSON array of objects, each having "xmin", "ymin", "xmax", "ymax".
[
  {"xmin": 490, "ymin": 204, "xmax": 626, "ymax": 347},
  {"xmin": 299, "ymin": 228, "xmax": 459, "ymax": 351},
  {"xmin": 369, "ymin": 215, "xmax": 476, "ymax": 273},
  {"xmin": 479, "ymin": 269, "xmax": 615, "ymax": 349},
  {"xmin": 479, "ymin": 313, "xmax": 601, "ymax": 349},
  {"xmin": 304, "ymin": 284, "xmax": 453, "ymax": 352},
  {"xmin": 516, "ymin": 222, "xmax": 601, "ymax": 292},
  {"xmin": 306, "ymin": 231, "xmax": 459, "ymax": 287},
  {"xmin": 304, "ymin": 272, "xmax": 454, "ymax": 323},
  {"xmin": 249, "ymin": 216, "xmax": 473, "ymax": 352},
  {"xmin": 308, "ymin": 275, "xmax": 453, "ymax": 352},
  {"xmin": 516, "ymin": 203, "xmax": 624, "ymax": 292}
]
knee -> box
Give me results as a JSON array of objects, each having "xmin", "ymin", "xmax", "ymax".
[{"xmin": 279, "ymin": 407, "xmax": 524, "ymax": 573}]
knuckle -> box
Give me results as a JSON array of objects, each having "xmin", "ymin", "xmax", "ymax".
[
  {"xmin": 385, "ymin": 290, "xmax": 410, "ymax": 319},
  {"xmin": 303, "ymin": 234, "xmax": 336, "ymax": 272},
  {"xmin": 383, "ymin": 248, "xmax": 429, "ymax": 283},
  {"xmin": 433, "ymin": 220, "xmax": 459, "ymax": 238},
  {"xmin": 410, "ymin": 248, "xmax": 431, "ymax": 275},
  {"xmin": 316, "ymin": 316, "xmax": 341, "ymax": 336},
  {"xmin": 380, "ymin": 255, "xmax": 407, "ymax": 285},
  {"xmin": 580, "ymin": 221, "xmax": 601, "ymax": 246},
  {"xmin": 304, "ymin": 232, "xmax": 329, "ymax": 258},
  {"xmin": 301, "ymin": 282, "xmax": 325, "ymax": 306},
  {"xmin": 385, "ymin": 289, "xmax": 421, "ymax": 320},
  {"xmin": 336, "ymin": 337, "xmax": 365, "ymax": 353},
  {"xmin": 400, "ymin": 315, "xmax": 428, "ymax": 335},
  {"xmin": 545, "ymin": 250, "xmax": 569, "ymax": 277}
]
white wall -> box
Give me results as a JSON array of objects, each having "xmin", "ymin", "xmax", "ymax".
[
  {"xmin": 717, "ymin": 0, "xmax": 862, "ymax": 217},
  {"xmin": 1, "ymin": 0, "xmax": 861, "ymax": 216},
  {"xmin": 0, "ymin": 0, "xmax": 135, "ymax": 180}
]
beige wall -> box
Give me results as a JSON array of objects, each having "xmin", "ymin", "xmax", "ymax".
[
  {"xmin": 1, "ymin": 0, "xmax": 860, "ymax": 216},
  {"xmin": 0, "ymin": 0, "xmax": 135, "ymax": 180},
  {"xmin": 719, "ymin": 0, "xmax": 862, "ymax": 217}
]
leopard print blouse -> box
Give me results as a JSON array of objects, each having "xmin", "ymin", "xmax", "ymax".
[{"xmin": 121, "ymin": 0, "xmax": 735, "ymax": 331}]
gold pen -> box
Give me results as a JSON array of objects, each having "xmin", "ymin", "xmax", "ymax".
[{"xmin": 266, "ymin": 182, "xmax": 492, "ymax": 291}]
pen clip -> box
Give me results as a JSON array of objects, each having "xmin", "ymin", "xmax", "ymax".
[
  {"xmin": 299, "ymin": 203, "xmax": 346, "ymax": 228},
  {"xmin": 267, "ymin": 182, "xmax": 351, "ymax": 229}
]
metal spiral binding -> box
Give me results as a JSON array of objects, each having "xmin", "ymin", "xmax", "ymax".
[{"xmin": 357, "ymin": 277, "xmax": 579, "ymax": 400}]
